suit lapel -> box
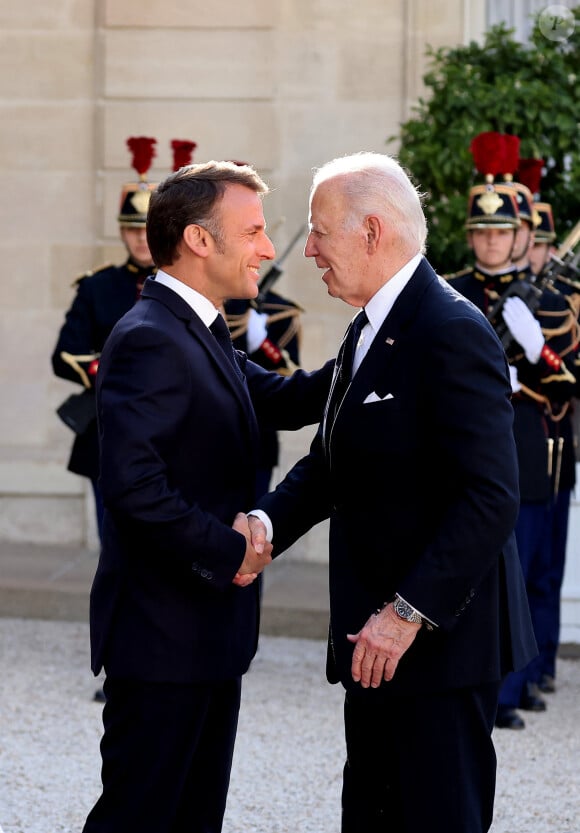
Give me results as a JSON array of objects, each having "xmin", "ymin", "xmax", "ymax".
[
  {"xmin": 358, "ymin": 258, "xmax": 437, "ymax": 379},
  {"xmin": 141, "ymin": 278, "xmax": 258, "ymax": 427},
  {"xmin": 325, "ymin": 259, "xmax": 437, "ymax": 451}
]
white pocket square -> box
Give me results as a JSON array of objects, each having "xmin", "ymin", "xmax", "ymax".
[{"xmin": 363, "ymin": 391, "xmax": 394, "ymax": 404}]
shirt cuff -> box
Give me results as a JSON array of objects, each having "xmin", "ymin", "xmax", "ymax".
[{"xmin": 248, "ymin": 509, "xmax": 273, "ymax": 542}]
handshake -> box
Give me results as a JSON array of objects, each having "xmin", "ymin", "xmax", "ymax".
[{"xmin": 231, "ymin": 512, "xmax": 271, "ymax": 587}]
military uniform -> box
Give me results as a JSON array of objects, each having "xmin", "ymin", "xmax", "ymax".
[
  {"xmin": 225, "ymin": 290, "xmax": 303, "ymax": 496},
  {"xmin": 525, "ymin": 212, "xmax": 580, "ymax": 691},
  {"xmin": 447, "ymin": 145, "xmax": 579, "ymax": 726},
  {"xmin": 52, "ymin": 136, "xmax": 158, "ymax": 540},
  {"xmin": 52, "ymin": 258, "xmax": 155, "ymax": 482}
]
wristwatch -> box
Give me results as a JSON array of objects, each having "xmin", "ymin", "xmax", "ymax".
[{"xmin": 392, "ymin": 594, "xmax": 424, "ymax": 626}]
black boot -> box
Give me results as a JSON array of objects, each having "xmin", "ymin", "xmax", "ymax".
[
  {"xmin": 495, "ymin": 705, "xmax": 525, "ymax": 730},
  {"xmin": 519, "ymin": 681, "xmax": 546, "ymax": 712}
]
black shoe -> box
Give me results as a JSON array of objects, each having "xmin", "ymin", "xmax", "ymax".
[
  {"xmin": 495, "ymin": 705, "xmax": 525, "ymax": 730},
  {"xmin": 538, "ymin": 673, "xmax": 556, "ymax": 694},
  {"xmin": 93, "ymin": 687, "xmax": 106, "ymax": 703},
  {"xmin": 519, "ymin": 682, "xmax": 547, "ymax": 712}
]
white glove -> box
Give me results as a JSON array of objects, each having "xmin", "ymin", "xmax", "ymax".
[
  {"xmin": 246, "ymin": 309, "xmax": 269, "ymax": 353},
  {"xmin": 508, "ymin": 364, "xmax": 521, "ymax": 393},
  {"xmin": 501, "ymin": 296, "xmax": 544, "ymax": 364}
]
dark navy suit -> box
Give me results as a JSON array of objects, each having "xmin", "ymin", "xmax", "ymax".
[
  {"xmin": 83, "ymin": 277, "xmax": 333, "ymax": 833},
  {"xmin": 258, "ymin": 259, "xmax": 536, "ymax": 832}
]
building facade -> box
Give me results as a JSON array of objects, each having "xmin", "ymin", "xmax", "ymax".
[{"xmin": 0, "ymin": 0, "xmax": 578, "ymax": 637}]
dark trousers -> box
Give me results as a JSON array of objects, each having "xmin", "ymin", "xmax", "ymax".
[
  {"xmin": 499, "ymin": 490, "xmax": 571, "ymax": 706},
  {"xmin": 537, "ymin": 488, "xmax": 571, "ymax": 678},
  {"xmin": 341, "ymin": 682, "xmax": 500, "ymax": 833},
  {"xmin": 82, "ymin": 676, "xmax": 242, "ymax": 833},
  {"xmin": 91, "ymin": 478, "xmax": 105, "ymax": 543}
]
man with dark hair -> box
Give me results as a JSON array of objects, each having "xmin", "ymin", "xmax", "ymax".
[{"xmin": 82, "ymin": 160, "xmax": 333, "ymax": 833}]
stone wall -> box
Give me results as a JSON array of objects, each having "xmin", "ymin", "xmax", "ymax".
[{"xmin": 0, "ymin": 0, "xmax": 480, "ymax": 549}]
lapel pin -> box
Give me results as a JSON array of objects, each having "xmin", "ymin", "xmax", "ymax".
[{"xmin": 385, "ymin": 337, "xmax": 395, "ymax": 346}]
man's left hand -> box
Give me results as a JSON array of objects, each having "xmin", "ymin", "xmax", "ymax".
[{"xmin": 347, "ymin": 603, "xmax": 421, "ymax": 687}]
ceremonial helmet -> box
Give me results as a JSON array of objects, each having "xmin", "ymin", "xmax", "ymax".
[
  {"xmin": 533, "ymin": 203, "xmax": 557, "ymax": 243},
  {"xmin": 118, "ymin": 136, "xmax": 158, "ymax": 227},
  {"xmin": 465, "ymin": 132, "xmax": 520, "ymax": 229}
]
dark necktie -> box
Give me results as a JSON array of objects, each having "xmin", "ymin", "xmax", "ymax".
[
  {"xmin": 210, "ymin": 313, "xmax": 244, "ymax": 380},
  {"xmin": 328, "ymin": 309, "xmax": 368, "ymax": 423}
]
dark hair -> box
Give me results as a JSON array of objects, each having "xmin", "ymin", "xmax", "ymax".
[{"xmin": 146, "ymin": 160, "xmax": 269, "ymax": 266}]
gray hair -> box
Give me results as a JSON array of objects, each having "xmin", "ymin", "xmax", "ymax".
[{"xmin": 311, "ymin": 152, "xmax": 427, "ymax": 255}]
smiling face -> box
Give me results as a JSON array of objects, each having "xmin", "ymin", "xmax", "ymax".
[
  {"xmin": 304, "ymin": 180, "xmax": 371, "ymax": 307},
  {"xmin": 468, "ymin": 227, "xmax": 516, "ymax": 272},
  {"xmin": 204, "ymin": 183, "xmax": 275, "ymax": 306}
]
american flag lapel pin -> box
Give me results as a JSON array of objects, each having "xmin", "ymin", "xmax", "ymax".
[{"xmin": 385, "ymin": 337, "xmax": 395, "ymax": 346}]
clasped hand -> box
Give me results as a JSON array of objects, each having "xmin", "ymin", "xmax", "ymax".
[
  {"xmin": 231, "ymin": 512, "xmax": 272, "ymax": 587},
  {"xmin": 347, "ymin": 603, "xmax": 421, "ymax": 688}
]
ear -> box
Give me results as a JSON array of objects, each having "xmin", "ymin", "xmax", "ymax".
[
  {"xmin": 364, "ymin": 215, "xmax": 382, "ymax": 253},
  {"xmin": 466, "ymin": 231, "xmax": 474, "ymax": 251},
  {"xmin": 183, "ymin": 224, "xmax": 214, "ymax": 258}
]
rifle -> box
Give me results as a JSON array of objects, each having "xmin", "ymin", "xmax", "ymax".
[
  {"xmin": 253, "ymin": 225, "xmax": 306, "ymax": 310},
  {"xmin": 539, "ymin": 220, "xmax": 580, "ymax": 287},
  {"xmin": 487, "ymin": 219, "xmax": 580, "ymax": 350}
]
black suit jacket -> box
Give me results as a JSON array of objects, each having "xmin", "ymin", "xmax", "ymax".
[
  {"xmin": 258, "ymin": 258, "xmax": 537, "ymax": 696},
  {"xmin": 90, "ymin": 278, "xmax": 332, "ymax": 683}
]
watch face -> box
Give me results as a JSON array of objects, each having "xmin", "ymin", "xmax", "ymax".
[{"xmin": 395, "ymin": 599, "xmax": 420, "ymax": 623}]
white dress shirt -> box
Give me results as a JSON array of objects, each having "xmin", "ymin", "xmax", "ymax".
[
  {"xmin": 154, "ymin": 269, "xmax": 220, "ymax": 327},
  {"xmin": 352, "ymin": 252, "xmax": 422, "ymax": 375}
]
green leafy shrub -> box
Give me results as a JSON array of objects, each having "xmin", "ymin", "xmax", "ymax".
[{"xmin": 389, "ymin": 12, "xmax": 579, "ymax": 273}]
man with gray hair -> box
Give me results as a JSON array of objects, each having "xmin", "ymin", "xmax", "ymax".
[{"xmin": 250, "ymin": 152, "xmax": 536, "ymax": 832}]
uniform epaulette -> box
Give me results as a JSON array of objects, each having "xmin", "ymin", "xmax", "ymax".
[
  {"xmin": 444, "ymin": 267, "xmax": 472, "ymax": 282},
  {"xmin": 72, "ymin": 263, "xmax": 114, "ymax": 287}
]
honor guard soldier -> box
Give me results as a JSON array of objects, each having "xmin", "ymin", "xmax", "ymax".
[
  {"xmin": 513, "ymin": 165, "xmax": 580, "ymax": 702},
  {"xmin": 525, "ymin": 199, "xmax": 580, "ymax": 702},
  {"xmin": 446, "ymin": 133, "xmax": 579, "ymax": 729},
  {"xmin": 52, "ymin": 136, "xmax": 159, "ymax": 703},
  {"xmin": 52, "ymin": 136, "xmax": 159, "ymax": 542},
  {"xmin": 529, "ymin": 201, "xmax": 557, "ymax": 278}
]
